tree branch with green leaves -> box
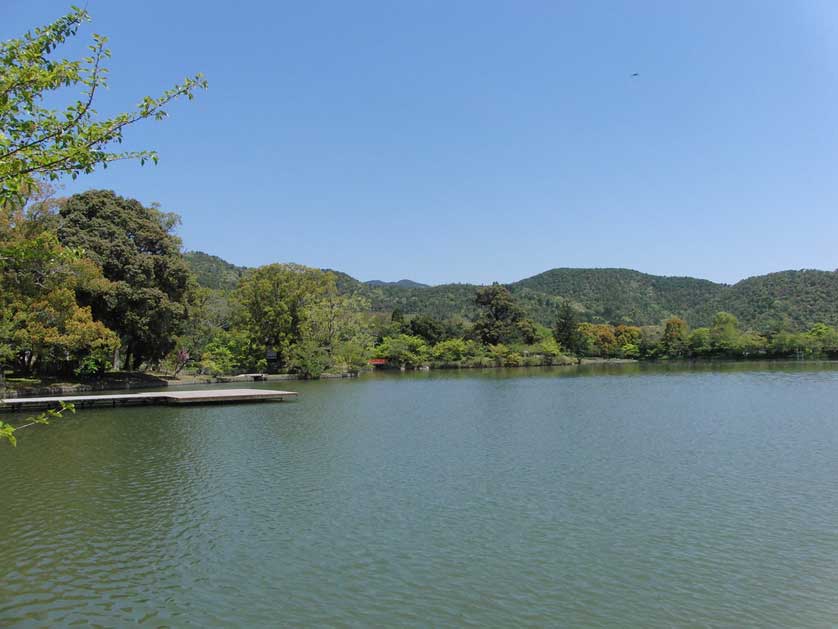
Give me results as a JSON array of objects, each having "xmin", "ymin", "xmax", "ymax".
[
  {"xmin": 0, "ymin": 6, "xmax": 207, "ymax": 205},
  {"xmin": 0, "ymin": 401, "xmax": 74, "ymax": 447}
]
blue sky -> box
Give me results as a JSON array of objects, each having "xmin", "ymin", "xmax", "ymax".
[{"xmin": 3, "ymin": 1, "xmax": 838, "ymax": 285}]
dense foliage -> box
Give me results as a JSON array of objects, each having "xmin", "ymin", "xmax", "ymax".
[
  {"xmin": 1, "ymin": 193, "xmax": 118, "ymax": 375},
  {"xmin": 510, "ymin": 268, "xmax": 723, "ymax": 326},
  {"xmin": 232, "ymin": 264, "xmax": 334, "ymax": 370},
  {"xmin": 472, "ymin": 283, "xmax": 538, "ymax": 345},
  {"xmin": 700, "ymin": 271, "xmax": 838, "ymax": 331},
  {"xmin": 0, "ymin": 6, "xmax": 207, "ymax": 445},
  {"xmin": 5, "ymin": 194, "xmax": 838, "ymax": 390},
  {"xmin": 573, "ymin": 313, "xmax": 838, "ymax": 360},
  {"xmin": 185, "ymin": 254, "xmax": 838, "ymax": 367},
  {"xmin": 191, "ymin": 256, "xmax": 838, "ymax": 333},
  {"xmin": 0, "ymin": 5, "xmax": 201, "ymax": 377},
  {"xmin": 553, "ymin": 302, "xmax": 585, "ymax": 355},
  {"xmin": 58, "ymin": 190, "xmax": 193, "ymax": 369}
]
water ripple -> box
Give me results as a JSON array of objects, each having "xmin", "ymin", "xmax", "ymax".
[{"xmin": 3, "ymin": 367, "xmax": 838, "ymax": 626}]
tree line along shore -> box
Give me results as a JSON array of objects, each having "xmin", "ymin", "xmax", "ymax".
[{"xmin": 3, "ymin": 189, "xmax": 838, "ymax": 390}]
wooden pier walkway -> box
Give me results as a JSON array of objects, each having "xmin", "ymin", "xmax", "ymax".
[{"xmin": 0, "ymin": 388, "xmax": 298, "ymax": 412}]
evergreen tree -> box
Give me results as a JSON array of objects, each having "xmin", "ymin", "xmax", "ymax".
[
  {"xmin": 473, "ymin": 283, "xmax": 537, "ymax": 345},
  {"xmin": 553, "ymin": 302, "xmax": 584, "ymax": 355}
]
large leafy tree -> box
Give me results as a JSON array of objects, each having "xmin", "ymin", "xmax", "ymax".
[
  {"xmin": 11, "ymin": 286, "xmax": 119, "ymax": 373},
  {"xmin": 0, "ymin": 187, "xmax": 118, "ymax": 376},
  {"xmin": 233, "ymin": 264, "xmax": 333, "ymax": 370},
  {"xmin": 472, "ymin": 283, "xmax": 537, "ymax": 346},
  {"xmin": 709, "ymin": 311, "xmax": 742, "ymax": 354},
  {"xmin": 294, "ymin": 290, "xmax": 374, "ymax": 376},
  {"xmin": 0, "ymin": 7, "xmax": 206, "ymax": 205},
  {"xmin": 660, "ymin": 317, "xmax": 689, "ymax": 358},
  {"xmin": 57, "ymin": 190, "xmax": 193, "ymax": 369},
  {"xmin": 0, "ymin": 226, "xmax": 118, "ymax": 375},
  {"xmin": 577, "ymin": 323, "xmax": 619, "ymax": 357}
]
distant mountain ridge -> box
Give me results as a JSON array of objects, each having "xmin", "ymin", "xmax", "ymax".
[
  {"xmin": 184, "ymin": 251, "xmax": 838, "ymax": 331},
  {"xmin": 365, "ymin": 279, "xmax": 430, "ymax": 289}
]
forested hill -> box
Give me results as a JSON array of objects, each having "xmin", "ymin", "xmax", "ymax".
[
  {"xmin": 702, "ymin": 270, "xmax": 838, "ymax": 331},
  {"xmin": 185, "ymin": 254, "xmax": 838, "ymax": 331},
  {"xmin": 509, "ymin": 268, "xmax": 725, "ymax": 326},
  {"xmin": 184, "ymin": 251, "xmax": 246, "ymax": 290}
]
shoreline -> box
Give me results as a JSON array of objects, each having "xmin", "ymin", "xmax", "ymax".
[
  {"xmin": 5, "ymin": 357, "xmax": 837, "ymax": 399},
  {"xmin": 0, "ymin": 371, "xmax": 356, "ymax": 399}
]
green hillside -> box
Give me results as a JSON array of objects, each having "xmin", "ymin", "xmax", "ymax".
[
  {"xmin": 184, "ymin": 251, "xmax": 247, "ymax": 290},
  {"xmin": 324, "ymin": 269, "xmax": 482, "ymax": 320},
  {"xmin": 509, "ymin": 268, "xmax": 725, "ymax": 326},
  {"xmin": 707, "ymin": 270, "xmax": 838, "ymax": 331},
  {"xmin": 186, "ymin": 254, "xmax": 838, "ymax": 332}
]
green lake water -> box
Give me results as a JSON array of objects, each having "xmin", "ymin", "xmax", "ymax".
[{"xmin": 3, "ymin": 362, "xmax": 838, "ymax": 627}]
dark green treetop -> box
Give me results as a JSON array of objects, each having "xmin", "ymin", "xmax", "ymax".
[
  {"xmin": 473, "ymin": 283, "xmax": 538, "ymax": 345},
  {"xmin": 553, "ymin": 301, "xmax": 585, "ymax": 355},
  {"xmin": 58, "ymin": 189, "xmax": 193, "ymax": 369}
]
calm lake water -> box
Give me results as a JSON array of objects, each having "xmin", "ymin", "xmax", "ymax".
[{"xmin": 3, "ymin": 362, "xmax": 838, "ymax": 627}]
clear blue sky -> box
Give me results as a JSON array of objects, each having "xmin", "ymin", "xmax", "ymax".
[{"xmin": 4, "ymin": 1, "xmax": 838, "ymax": 285}]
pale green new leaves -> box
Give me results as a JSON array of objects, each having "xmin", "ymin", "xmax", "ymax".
[
  {"xmin": 0, "ymin": 401, "xmax": 74, "ymax": 447},
  {"xmin": 299, "ymin": 293, "xmax": 374, "ymax": 353},
  {"xmin": 0, "ymin": 6, "xmax": 207, "ymax": 204},
  {"xmin": 298, "ymin": 292, "xmax": 375, "ymax": 373}
]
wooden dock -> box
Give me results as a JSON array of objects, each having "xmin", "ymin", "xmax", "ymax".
[{"xmin": 0, "ymin": 388, "xmax": 298, "ymax": 413}]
